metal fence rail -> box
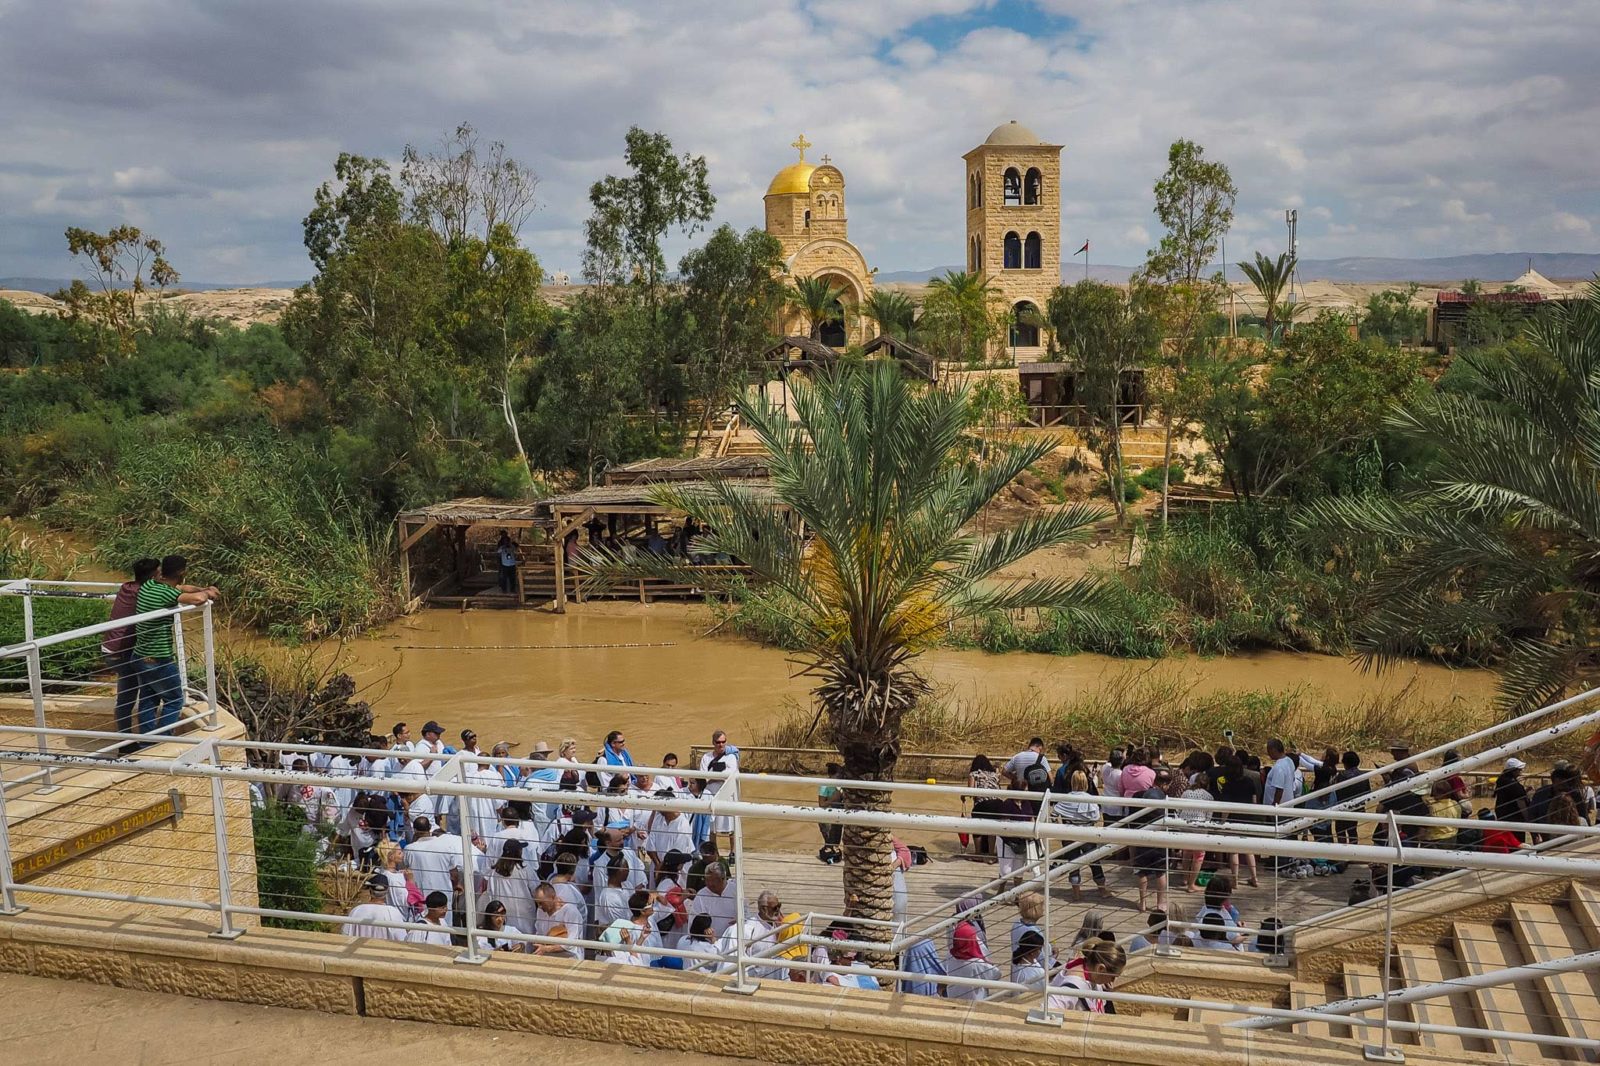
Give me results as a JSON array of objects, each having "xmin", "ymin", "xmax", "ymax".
[
  {"xmin": 2, "ymin": 728, "xmax": 1598, "ymax": 1052},
  {"xmin": 3, "ymin": 578, "xmax": 1599, "ymax": 1054}
]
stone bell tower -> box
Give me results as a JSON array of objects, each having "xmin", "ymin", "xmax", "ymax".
[{"xmin": 963, "ymin": 120, "xmax": 1063, "ymax": 359}]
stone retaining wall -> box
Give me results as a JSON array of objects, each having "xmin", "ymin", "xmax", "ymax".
[{"xmin": 0, "ymin": 907, "xmax": 1469, "ymax": 1066}]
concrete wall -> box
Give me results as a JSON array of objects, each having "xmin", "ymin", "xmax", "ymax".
[{"xmin": 0, "ymin": 908, "xmax": 1482, "ymax": 1066}]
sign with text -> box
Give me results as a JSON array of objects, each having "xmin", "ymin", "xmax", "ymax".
[{"xmin": 11, "ymin": 791, "xmax": 184, "ymax": 884}]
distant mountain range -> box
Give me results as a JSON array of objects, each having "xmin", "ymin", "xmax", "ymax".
[
  {"xmin": 7, "ymin": 251, "xmax": 1598, "ymax": 294},
  {"xmin": 0, "ymin": 277, "xmax": 306, "ymax": 294},
  {"xmin": 878, "ymin": 252, "xmax": 1600, "ymax": 286}
]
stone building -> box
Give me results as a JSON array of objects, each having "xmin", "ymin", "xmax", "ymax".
[
  {"xmin": 764, "ymin": 135, "xmax": 875, "ymax": 347},
  {"xmin": 963, "ymin": 120, "xmax": 1063, "ymax": 362}
]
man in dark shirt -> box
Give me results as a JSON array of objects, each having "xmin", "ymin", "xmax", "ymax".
[
  {"xmin": 101, "ymin": 557, "xmax": 159, "ymax": 739},
  {"xmin": 1332, "ymin": 751, "xmax": 1371, "ymax": 846},
  {"xmin": 1494, "ymin": 759, "xmax": 1531, "ymax": 841},
  {"xmin": 133, "ymin": 555, "xmax": 217, "ymax": 736}
]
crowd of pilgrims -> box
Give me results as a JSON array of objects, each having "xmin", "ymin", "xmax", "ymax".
[{"xmin": 253, "ymin": 721, "xmax": 1596, "ymax": 1008}]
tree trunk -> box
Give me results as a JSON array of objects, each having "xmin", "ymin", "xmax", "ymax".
[
  {"xmin": 824, "ymin": 673, "xmax": 921, "ymax": 965},
  {"xmin": 838, "ymin": 750, "xmax": 897, "ymax": 965}
]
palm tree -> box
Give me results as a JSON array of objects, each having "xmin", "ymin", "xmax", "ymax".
[
  {"xmin": 927, "ymin": 269, "xmax": 995, "ymax": 308},
  {"xmin": 924, "ymin": 270, "xmax": 1000, "ymax": 364},
  {"xmin": 1298, "ymin": 282, "xmax": 1600, "ymax": 711},
  {"xmin": 582, "ymin": 363, "xmax": 1113, "ymax": 939},
  {"xmin": 1238, "ymin": 251, "xmax": 1297, "ymax": 342},
  {"xmin": 862, "ymin": 289, "xmax": 917, "ymax": 342},
  {"xmin": 788, "ymin": 275, "xmax": 846, "ymax": 343}
]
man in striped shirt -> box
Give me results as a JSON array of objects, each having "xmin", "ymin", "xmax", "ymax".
[{"xmin": 133, "ymin": 555, "xmax": 218, "ymax": 737}]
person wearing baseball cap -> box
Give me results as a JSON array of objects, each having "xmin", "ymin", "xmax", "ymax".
[
  {"xmin": 1495, "ymin": 758, "xmax": 1530, "ymax": 839},
  {"xmin": 347, "ymin": 873, "xmax": 407, "ymax": 941},
  {"xmin": 415, "ymin": 720, "xmax": 452, "ymax": 781}
]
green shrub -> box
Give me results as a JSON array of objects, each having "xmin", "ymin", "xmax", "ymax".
[
  {"xmin": 251, "ymin": 801, "xmax": 325, "ymax": 928},
  {"xmin": 49, "ymin": 434, "xmax": 399, "ymax": 638}
]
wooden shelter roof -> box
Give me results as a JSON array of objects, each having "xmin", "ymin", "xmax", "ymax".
[
  {"xmin": 1018, "ymin": 361, "xmax": 1072, "ymax": 375},
  {"xmin": 604, "ymin": 456, "xmax": 769, "ymax": 485},
  {"xmin": 542, "ymin": 480, "xmax": 781, "ymax": 515},
  {"xmin": 860, "ymin": 334, "xmax": 938, "ymax": 381},
  {"xmin": 397, "ymin": 497, "xmax": 545, "ymax": 525},
  {"xmin": 761, "ymin": 335, "xmax": 838, "ymax": 363}
]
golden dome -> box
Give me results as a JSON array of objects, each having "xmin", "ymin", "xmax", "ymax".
[{"xmin": 766, "ymin": 161, "xmax": 816, "ymax": 196}]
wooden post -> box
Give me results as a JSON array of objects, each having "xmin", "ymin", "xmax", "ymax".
[
  {"xmin": 553, "ymin": 509, "xmax": 567, "ymax": 614},
  {"xmin": 396, "ymin": 518, "xmax": 412, "ymax": 603}
]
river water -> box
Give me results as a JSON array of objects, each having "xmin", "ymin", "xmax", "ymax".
[
  {"xmin": 332, "ymin": 603, "xmax": 1499, "ymax": 849},
  {"xmin": 344, "ymin": 603, "xmax": 1496, "ymax": 759}
]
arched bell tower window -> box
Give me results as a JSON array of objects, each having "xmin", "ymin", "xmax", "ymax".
[
  {"xmin": 1011, "ymin": 301, "xmax": 1041, "ymax": 347},
  {"xmin": 803, "ymin": 209, "xmax": 811, "ymax": 229},
  {"xmin": 1024, "ymin": 231, "xmax": 1042, "ymax": 269},
  {"xmin": 1003, "ymin": 168, "xmax": 1022, "ymax": 207},
  {"xmin": 1024, "ymin": 168, "xmax": 1042, "ymax": 205},
  {"xmin": 1003, "ymin": 232, "xmax": 1022, "ymax": 270}
]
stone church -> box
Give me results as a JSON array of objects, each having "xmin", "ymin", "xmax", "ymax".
[
  {"xmin": 763, "ymin": 121, "xmax": 1063, "ymax": 360},
  {"xmin": 763, "ymin": 135, "xmax": 875, "ymax": 347}
]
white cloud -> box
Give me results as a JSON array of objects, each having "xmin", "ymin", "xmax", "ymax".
[
  {"xmin": 0, "ymin": 0, "xmax": 1595, "ymax": 282},
  {"xmin": 1553, "ymin": 212, "xmax": 1593, "ymax": 237}
]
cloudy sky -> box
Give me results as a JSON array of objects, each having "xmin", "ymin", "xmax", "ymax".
[{"xmin": 1, "ymin": 0, "xmax": 1596, "ymax": 283}]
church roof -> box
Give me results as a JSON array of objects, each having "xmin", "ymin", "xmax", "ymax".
[
  {"xmin": 984, "ymin": 120, "xmax": 1042, "ymax": 146},
  {"xmin": 767, "ymin": 161, "xmax": 817, "ymax": 196}
]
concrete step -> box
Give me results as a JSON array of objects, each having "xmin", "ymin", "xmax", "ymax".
[
  {"xmin": 1340, "ymin": 962, "xmax": 1394, "ymax": 1044},
  {"xmin": 1452, "ymin": 922, "xmax": 1550, "ymax": 1062},
  {"xmin": 1396, "ymin": 942, "xmax": 1488, "ymax": 1058},
  {"xmin": 1290, "ymin": 978, "xmax": 1346, "ymax": 1039},
  {"xmin": 1569, "ymin": 883, "xmax": 1600, "ymax": 950},
  {"xmin": 1509, "ymin": 903, "xmax": 1600, "ymax": 1053}
]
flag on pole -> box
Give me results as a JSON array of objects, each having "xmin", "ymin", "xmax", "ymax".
[{"xmin": 1075, "ymin": 239, "xmax": 1089, "ymax": 255}]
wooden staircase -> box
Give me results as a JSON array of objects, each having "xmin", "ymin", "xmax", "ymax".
[{"xmin": 1185, "ymin": 882, "xmax": 1600, "ymax": 1061}]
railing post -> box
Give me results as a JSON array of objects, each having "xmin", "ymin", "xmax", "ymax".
[
  {"xmin": 25, "ymin": 648, "xmax": 54, "ymax": 792},
  {"xmin": 1028, "ymin": 794, "xmax": 1064, "ymax": 1026},
  {"xmin": 723, "ymin": 774, "xmax": 757, "ymax": 994},
  {"xmin": 1264, "ymin": 807, "xmax": 1290, "ymax": 967},
  {"xmin": 201, "ymin": 602, "xmax": 220, "ymax": 731},
  {"xmin": 173, "ymin": 610, "xmax": 189, "ymax": 701},
  {"xmin": 454, "ymin": 757, "xmax": 487, "ymax": 965},
  {"xmin": 0, "ymin": 772, "xmax": 28, "ymax": 916},
  {"xmin": 20, "ymin": 581, "xmax": 33, "ymax": 643},
  {"xmin": 1365, "ymin": 812, "xmax": 1405, "ymax": 1063},
  {"xmin": 207, "ymin": 742, "xmax": 244, "ymax": 940}
]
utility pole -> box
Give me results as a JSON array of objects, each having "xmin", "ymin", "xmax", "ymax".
[{"xmin": 1285, "ymin": 209, "xmax": 1299, "ymax": 324}]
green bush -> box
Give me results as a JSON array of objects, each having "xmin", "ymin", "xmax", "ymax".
[
  {"xmin": 1134, "ymin": 462, "xmax": 1186, "ymax": 492},
  {"xmin": 50, "ymin": 434, "xmax": 399, "ymax": 638},
  {"xmin": 251, "ymin": 801, "xmax": 325, "ymax": 928}
]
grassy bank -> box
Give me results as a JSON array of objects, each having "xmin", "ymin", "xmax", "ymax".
[
  {"xmin": 0, "ymin": 522, "xmax": 107, "ymax": 682},
  {"xmin": 756, "ymin": 669, "xmax": 1493, "ymax": 756}
]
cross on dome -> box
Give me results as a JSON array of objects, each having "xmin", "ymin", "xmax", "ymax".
[
  {"xmin": 790, "ymin": 133, "xmax": 811, "ymax": 161},
  {"xmin": 820, "ymin": 154, "xmax": 831, "ymax": 165}
]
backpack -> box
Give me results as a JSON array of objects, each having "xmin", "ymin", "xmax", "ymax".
[{"xmin": 1023, "ymin": 754, "xmax": 1052, "ymax": 792}]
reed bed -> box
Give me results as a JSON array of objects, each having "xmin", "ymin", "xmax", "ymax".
[{"xmin": 758, "ymin": 668, "xmax": 1496, "ymax": 757}]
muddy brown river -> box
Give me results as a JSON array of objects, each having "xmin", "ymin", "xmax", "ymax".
[
  {"xmin": 344, "ymin": 604, "xmax": 1496, "ymax": 759},
  {"xmin": 327, "ymin": 603, "xmax": 1500, "ymax": 849}
]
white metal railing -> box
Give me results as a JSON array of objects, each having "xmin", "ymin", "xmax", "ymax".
[
  {"xmin": 2, "ymin": 588, "xmax": 1599, "ymax": 1048},
  {"xmin": 0, "ymin": 725, "xmax": 1598, "ymax": 1050},
  {"xmin": 0, "ymin": 577, "xmax": 220, "ymax": 790}
]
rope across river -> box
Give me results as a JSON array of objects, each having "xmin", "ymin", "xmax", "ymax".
[{"xmin": 391, "ymin": 641, "xmax": 680, "ymax": 651}]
